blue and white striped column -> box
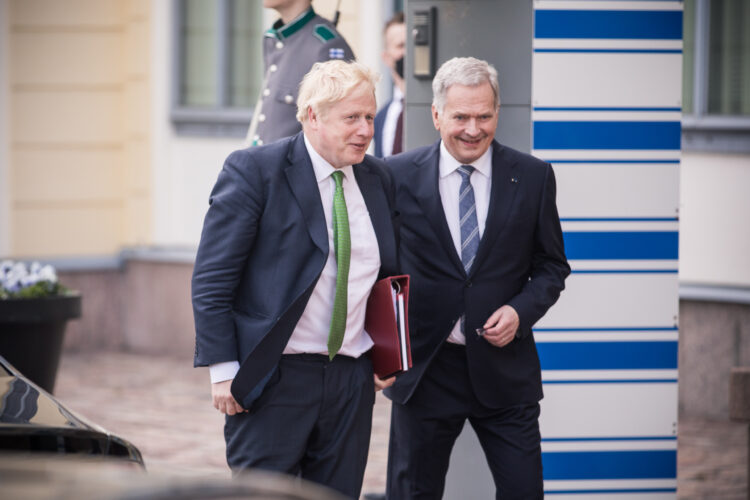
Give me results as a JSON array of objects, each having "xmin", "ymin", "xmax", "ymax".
[{"xmin": 532, "ymin": 1, "xmax": 682, "ymax": 498}]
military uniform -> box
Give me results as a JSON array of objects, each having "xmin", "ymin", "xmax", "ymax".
[{"xmin": 247, "ymin": 7, "xmax": 355, "ymax": 146}]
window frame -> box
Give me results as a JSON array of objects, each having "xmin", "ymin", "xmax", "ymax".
[
  {"xmin": 682, "ymin": 0, "xmax": 750, "ymax": 153},
  {"xmin": 171, "ymin": 0, "xmax": 254, "ymax": 137}
]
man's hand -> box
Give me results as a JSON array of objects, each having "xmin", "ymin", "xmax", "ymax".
[
  {"xmin": 211, "ymin": 379, "xmax": 246, "ymax": 415},
  {"xmin": 374, "ymin": 374, "xmax": 395, "ymax": 392},
  {"xmin": 481, "ymin": 305, "xmax": 520, "ymax": 348}
]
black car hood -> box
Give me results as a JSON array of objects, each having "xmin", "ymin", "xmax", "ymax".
[{"xmin": 0, "ymin": 355, "xmax": 143, "ymax": 464}]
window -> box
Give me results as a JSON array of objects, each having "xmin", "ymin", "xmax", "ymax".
[
  {"xmin": 682, "ymin": 0, "xmax": 750, "ymax": 152},
  {"xmin": 172, "ymin": 0, "xmax": 264, "ymax": 136}
]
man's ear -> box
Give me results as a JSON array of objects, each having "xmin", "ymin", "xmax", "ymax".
[
  {"xmin": 431, "ymin": 105, "xmax": 440, "ymax": 131},
  {"xmin": 307, "ymin": 106, "xmax": 318, "ymax": 128}
]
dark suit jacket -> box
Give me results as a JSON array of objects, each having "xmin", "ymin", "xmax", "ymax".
[
  {"xmin": 373, "ymin": 99, "xmax": 392, "ymax": 158},
  {"xmin": 192, "ymin": 132, "xmax": 399, "ymax": 409},
  {"xmin": 384, "ymin": 140, "xmax": 570, "ymax": 409}
]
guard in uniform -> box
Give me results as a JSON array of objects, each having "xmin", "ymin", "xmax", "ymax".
[{"xmin": 247, "ymin": 3, "xmax": 355, "ymax": 147}]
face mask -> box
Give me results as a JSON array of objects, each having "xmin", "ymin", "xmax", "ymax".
[{"xmin": 395, "ymin": 56, "xmax": 404, "ymax": 79}]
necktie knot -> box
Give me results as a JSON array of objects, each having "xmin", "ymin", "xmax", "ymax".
[
  {"xmin": 331, "ymin": 169, "xmax": 344, "ymax": 187},
  {"xmin": 457, "ymin": 165, "xmax": 475, "ymax": 179}
]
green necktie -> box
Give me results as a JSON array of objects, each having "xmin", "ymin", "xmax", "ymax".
[{"xmin": 328, "ymin": 170, "xmax": 350, "ymax": 359}]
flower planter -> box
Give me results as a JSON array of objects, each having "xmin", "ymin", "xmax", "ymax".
[{"xmin": 0, "ymin": 294, "xmax": 81, "ymax": 394}]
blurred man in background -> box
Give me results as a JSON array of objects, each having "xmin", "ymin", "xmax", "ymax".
[{"xmin": 373, "ymin": 12, "xmax": 406, "ymax": 158}]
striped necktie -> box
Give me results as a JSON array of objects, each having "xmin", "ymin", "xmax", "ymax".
[
  {"xmin": 328, "ymin": 170, "xmax": 350, "ymax": 359},
  {"xmin": 457, "ymin": 165, "xmax": 479, "ymax": 273}
]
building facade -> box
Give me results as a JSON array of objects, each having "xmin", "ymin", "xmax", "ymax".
[{"xmin": 0, "ymin": 0, "xmax": 748, "ymax": 421}]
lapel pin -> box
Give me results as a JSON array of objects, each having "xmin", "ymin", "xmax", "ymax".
[{"xmin": 511, "ymin": 177, "xmax": 519, "ymax": 183}]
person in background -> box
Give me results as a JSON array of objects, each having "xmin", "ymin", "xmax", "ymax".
[
  {"xmin": 195, "ymin": 60, "xmax": 397, "ymax": 499},
  {"xmin": 246, "ymin": 0, "xmax": 355, "ymax": 147},
  {"xmin": 373, "ymin": 12, "xmax": 406, "ymax": 158},
  {"xmin": 384, "ymin": 57, "xmax": 570, "ymax": 500}
]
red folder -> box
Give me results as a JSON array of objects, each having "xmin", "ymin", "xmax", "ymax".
[{"xmin": 365, "ymin": 275, "xmax": 412, "ymax": 379}]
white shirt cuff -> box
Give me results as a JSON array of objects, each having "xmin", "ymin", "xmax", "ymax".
[{"xmin": 209, "ymin": 361, "xmax": 240, "ymax": 384}]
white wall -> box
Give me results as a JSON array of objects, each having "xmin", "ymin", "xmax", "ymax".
[
  {"xmin": 151, "ymin": 1, "xmax": 259, "ymax": 247},
  {"xmin": 679, "ymin": 151, "xmax": 750, "ymax": 287}
]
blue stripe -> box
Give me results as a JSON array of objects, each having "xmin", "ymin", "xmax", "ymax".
[
  {"xmin": 543, "ymin": 379, "xmax": 678, "ymax": 384},
  {"xmin": 571, "ymin": 269, "xmax": 678, "ymax": 274},
  {"xmin": 543, "ymin": 450, "xmax": 676, "ymax": 480},
  {"xmin": 535, "ymin": 107, "xmax": 682, "ymax": 112},
  {"xmin": 546, "ymin": 489, "xmax": 677, "ymax": 495},
  {"xmin": 548, "ymin": 160, "xmax": 680, "ymax": 164},
  {"xmin": 538, "ymin": 341, "xmax": 678, "ymax": 370},
  {"xmin": 543, "ymin": 436, "xmax": 676, "ymax": 442},
  {"xmin": 534, "ymin": 121, "xmax": 681, "ymax": 150},
  {"xmin": 534, "ymin": 327, "xmax": 678, "ymax": 332},
  {"xmin": 535, "ymin": 10, "xmax": 682, "ymax": 39},
  {"xmin": 561, "ymin": 218, "xmax": 678, "ymax": 222},
  {"xmin": 534, "ymin": 49, "xmax": 682, "ymax": 54},
  {"xmin": 563, "ymin": 231, "xmax": 679, "ymax": 260}
]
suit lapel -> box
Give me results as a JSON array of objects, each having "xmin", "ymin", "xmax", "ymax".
[
  {"xmin": 410, "ymin": 142, "xmax": 465, "ymax": 276},
  {"xmin": 470, "ymin": 141, "xmax": 520, "ymax": 278},
  {"xmin": 284, "ymin": 133, "xmax": 328, "ymax": 254},
  {"xmin": 354, "ymin": 163, "xmax": 396, "ymax": 274}
]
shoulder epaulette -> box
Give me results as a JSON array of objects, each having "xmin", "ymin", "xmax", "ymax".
[{"xmin": 313, "ymin": 24, "xmax": 338, "ymax": 43}]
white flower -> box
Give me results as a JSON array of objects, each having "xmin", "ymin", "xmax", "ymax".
[
  {"xmin": 38, "ymin": 265, "xmax": 58, "ymax": 284},
  {"xmin": 0, "ymin": 260, "xmax": 12, "ymax": 276},
  {"xmin": 0, "ymin": 260, "xmax": 62, "ymax": 297}
]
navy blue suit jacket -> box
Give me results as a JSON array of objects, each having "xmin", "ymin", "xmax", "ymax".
[
  {"xmin": 373, "ymin": 99, "xmax": 392, "ymax": 159},
  {"xmin": 192, "ymin": 132, "xmax": 399, "ymax": 409},
  {"xmin": 384, "ymin": 140, "xmax": 570, "ymax": 408}
]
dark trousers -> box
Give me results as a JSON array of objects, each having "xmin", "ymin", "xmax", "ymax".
[
  {"xmin": 225, "ymin": 353, "xmax": 375, "ymax": 499},
  {"xmin": 386, "ymin": 343, "xmax": 543, "ymax": 500}
]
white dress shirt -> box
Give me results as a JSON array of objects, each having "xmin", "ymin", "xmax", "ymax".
[
  {"xmin": 438, "ymin": 141, "xmax": 493, "ymax": 345},
  {"xmin": 209, "ymin": 135, "xmax": 381, "ymax": 383},
  {"xmin": 381, "ymin": 85, "xmax": 404, "ymax": 157}
]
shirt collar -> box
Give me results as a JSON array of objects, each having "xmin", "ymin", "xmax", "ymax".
[
  {"xmin": 392, "ymin": 85, "xmax": 404, "ymax": 103},
  {"xmin": 265, "ymin": 6, "xmax": 316, "ymax": 40},
  {"xmin": 304, "ymin": 133, "xmax": 353, "ymax": 183},
  {"xmin": 438, "ymin": 141, "xmax": 493, "ymax": 179}
]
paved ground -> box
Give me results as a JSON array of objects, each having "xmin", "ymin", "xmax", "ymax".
[
  {"xmin": 54, "ymin": 351, "xmax": 391, "ymax": 498},
  {"xmin": 54, "ymin": 351, "xmax": 747, "ymax": 499}
]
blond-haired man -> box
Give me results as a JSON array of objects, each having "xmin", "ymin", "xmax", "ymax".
[{"xmin": 193, "ymin": 60, "xmax": 397, "ymax": 498}]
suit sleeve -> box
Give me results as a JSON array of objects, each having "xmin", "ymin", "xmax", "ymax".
[
  {"xmin": 192, "ymin": 150, "xmax": 264, "ymax": 367},
  {"xmin": 506, "ymin": 163, "xmax": 571, "ymax": 337}
]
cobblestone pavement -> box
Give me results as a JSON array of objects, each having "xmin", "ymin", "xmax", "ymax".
[
  {"xmin": 54, "ymin": 352, "xmax": 747, "ymax": 499},
  {"xmin": 55, "ymin": 352, "xmax": 391, "ymax": 498}
]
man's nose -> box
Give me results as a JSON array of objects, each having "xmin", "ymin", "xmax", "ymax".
[
  {"xmin": 465, "ymin": 118, "xmax": 479, "ymax": 135},
  {"xmin": 358, "ymin": 118, "xmax": 374, "ymax": 137}
]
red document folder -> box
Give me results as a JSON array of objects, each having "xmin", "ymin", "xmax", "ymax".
[{"xmin": 365, "ymin": 275, "xmax": 412, "ymax": 379}]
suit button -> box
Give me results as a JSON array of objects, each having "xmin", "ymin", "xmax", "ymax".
[{"xmin": 465, "ymin": 280, "xmax": 472, "ymax": 288}]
